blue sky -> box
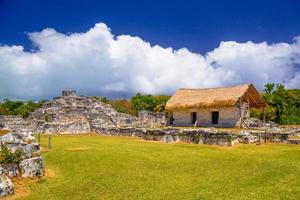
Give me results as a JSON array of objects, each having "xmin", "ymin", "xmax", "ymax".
[
  {"xmin": 0, "ymin": 0, "xmax": 299, "ymax": 99},
  {"xmin": 1, "ymin": 0, "xmax": 300, "ymax": 53}
]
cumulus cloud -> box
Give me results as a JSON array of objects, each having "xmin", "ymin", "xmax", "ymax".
[{"xmin": 0, "ymin": 23, "xmax": 299, "ymax": 100}]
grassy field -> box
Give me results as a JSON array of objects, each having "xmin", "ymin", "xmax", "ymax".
[{"xmin": 11, "ymin": 134, "xmax": 300, "ymax": 200}]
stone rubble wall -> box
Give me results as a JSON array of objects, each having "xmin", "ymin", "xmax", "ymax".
[
  {"xmin": 0, "ymin": 116, "xmax": 28, "ymax": 131},
  {"xmin": 244, "ymin": 118, "xmax": 279, "ymax": 129},
  {"xmin": 138, "ymin": 110, "xmax": 166, "ymax": 127},
  {"xmin": 92, "ymin": 126, "xmax": 297, "ymax": 146},
  {"xmin": 0, "ymin": 130, "xmax": 45, "ymax": 198}
]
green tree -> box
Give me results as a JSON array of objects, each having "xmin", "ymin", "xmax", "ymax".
[
  {"xmin": 253, "ymin": 83, "xmax": 300, "ymax": 125},
  {"xmin": 0, "ymin": 99, "xmax": 46, "ymax": 118},
  {"xmin": 131, "ymin": 93, "xmax": 170, "ymax": 112}
]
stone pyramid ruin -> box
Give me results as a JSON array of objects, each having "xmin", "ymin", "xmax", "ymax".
[{"xmin": 29, "ymin": 90, "xmax": 140, "ymax": 133}]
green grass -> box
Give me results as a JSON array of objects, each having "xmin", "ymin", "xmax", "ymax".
[{"xmin": 17, "ymin": 134, "xmax": 300, "ymax": 200}]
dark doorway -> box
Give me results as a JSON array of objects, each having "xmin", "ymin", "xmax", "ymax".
[
  {"xmin": 211, "ymin": 111, "xmax": 219, "ymax": 124},
  {"xmin": 168, "ymin": 113, "xmax": 174, "ymax": 125},
  {"xmin": 191, "ymin": 112, "xmax": 197, "ymax": 124}
]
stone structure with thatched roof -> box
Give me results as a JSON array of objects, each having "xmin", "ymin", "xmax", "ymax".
[{"xmin": 165, "ymin": 84, "xmax": 267, "ymax": 127}]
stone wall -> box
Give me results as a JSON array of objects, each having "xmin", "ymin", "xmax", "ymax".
[
  {"xmin": 62, "ymin": 90, "xmax": 77, "ymax": 97},
  {"xmin": 172, "ymin": 106, "xmax": 240, "ymax": 127},
  {"xmin": 92, "ymin": 126, "xmax": 297, "ymax": 146},
  {"xmin": 138, "ymin": 110, "xmax": 166, "ymax": 127},
  {"xmin": 0, "ymin": 131, "xmax": 45, "ymax": 198},
  {"xmin": 0, "ymin": 116, "xmax": 28, "ymax": 131}
]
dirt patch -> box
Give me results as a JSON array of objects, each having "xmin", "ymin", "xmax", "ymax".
[
  {"xmin": 45, "ymin": 168, "xmax": 56, "ymax": 178},
  {"xmin": 4, "ymin": 169, "xmax": 56, "ymax": 200},
  {"xmin": 5, "ymin": 178, "xmax": 33, "ymax": 200}
]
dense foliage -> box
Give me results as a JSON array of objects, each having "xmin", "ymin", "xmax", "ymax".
[
  {"xmin": 0, "ymin": 99, "xmax": 46, "ymax": 118},
  {"xmin": 94, "ymin": 94, "xmax": 170, "ymax": 115},
  {"xmin": 0, "ymin": 144, "xmax": 24, "ymax": 164},
  {"xmin": 131, "ymin": 93, "xmax": 171, "ymax": 112},
  {"xmin": 109, "ymin": 99, "xmax": 137, "ymax": 115},
  {"xmin": 251, "ymin": 83, "xmax": 300, "ymax": 125}
]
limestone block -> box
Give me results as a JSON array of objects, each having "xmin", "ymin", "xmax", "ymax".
[
  {"xmin": 0, "ymin": 174, "xmax": 14, "ymax": 197},
  {"xmin": 1, "ymin": 164, "xmax": 19, "ymax": 177},
  {"xmin": 19, "ymin": 157, "xmax": 45, "ymax": 177}
]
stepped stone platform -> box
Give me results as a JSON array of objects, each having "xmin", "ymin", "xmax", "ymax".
[{"xmin": 29, "ymin": 90, "xmax": 140, "ymax": 133}]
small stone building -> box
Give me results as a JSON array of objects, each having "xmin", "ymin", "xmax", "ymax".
[{"xmin": 165, "ymin": 84, "xmax": 266, "ymax": 127}]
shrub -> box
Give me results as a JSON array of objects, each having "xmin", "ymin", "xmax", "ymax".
[
  {"xmin": 109, "ymin": 99, "xmax": 137, "ymax": 115},
  {"xmin": 131, "ymin": 93, "xmax": 170, "ymax": 112},
  {"xmin": 0, "ymin": 144, "xmax": 24, "ymax": 164}
]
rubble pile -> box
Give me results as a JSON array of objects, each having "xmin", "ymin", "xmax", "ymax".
[{"xmin": 244, "ymin": 118, "xmax": 279, "ymax": 129}]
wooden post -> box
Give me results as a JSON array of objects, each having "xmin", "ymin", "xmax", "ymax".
[
  {"xmin": 264, "ymin": 131, "xmax": 267, "ymax": 143},
  {"xmin": 258, "ymin": 133, "xmax": 261, "ymax": 145},
  {"xmin": 238, "ymin": 98, "xmax": 242, "ymax": 129},
  {"xmin": 194, "ymin": 120, "xmax": 198, "ymax": 128},
  {"xmin": 38, "ymin": 132, "xmax": 41, "ymax": 144},
  {"xmin": 48, "ymin": 134, "xmax": 52, "ymax": 149}
]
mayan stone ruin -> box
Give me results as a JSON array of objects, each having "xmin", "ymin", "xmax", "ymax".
[{"xmin": 29, "ymin": 90, "xmax": 141, "ymax": 134}]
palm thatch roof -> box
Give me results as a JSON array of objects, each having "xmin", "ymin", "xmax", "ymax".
[{"xmin": 165, "ymin": 84, "xmax": 267, "ymax": 111}]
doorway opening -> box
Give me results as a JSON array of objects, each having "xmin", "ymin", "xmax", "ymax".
[
  {"xmin": 211, "ymin": 111, "xmax": 219, "ymax": 124},
  {"xmin": 191, "ymin": 112, "xmax": 197, "ymax": 124}
]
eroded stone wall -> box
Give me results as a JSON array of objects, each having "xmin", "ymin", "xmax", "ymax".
[{"xmin": 138, "ymin": 110, "xmax": 166, "ymax": 127}]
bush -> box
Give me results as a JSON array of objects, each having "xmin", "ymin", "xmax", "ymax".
[
  {"xmin": 109, "ymin": 99, "xmax": 137, "ymax": 116},
  {"xmin": 0, "ymin": 144, "xmax": 24, "ymax": 164},
  {"xmin": 131, "ymin": 93, "xmax": 170, "ymax": 112}
]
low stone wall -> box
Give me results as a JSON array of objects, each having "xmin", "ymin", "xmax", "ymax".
[
  {"xmin": 93, "ymin": 126, "xmax": 295, "ymax": 146},
  {"xmin": 94, "ymin": 127, "xmax": 242, "ymax": 146}
]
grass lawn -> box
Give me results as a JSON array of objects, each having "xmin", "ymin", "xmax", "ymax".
[{"xmin": 12, "ymin": 134, "xmax": 300, "ymax": 200}]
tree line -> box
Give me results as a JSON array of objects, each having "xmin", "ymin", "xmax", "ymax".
[
  {"xmin": 251, "ymin": 83, "xmax": 300, "ymax": 125},
  {"xmin": 95, "ymin": 93, "xmax": 171, "ymax": 115},
  {"xmin": 0, "ymin": 99, "xmax": 46, "ymax": 118}
]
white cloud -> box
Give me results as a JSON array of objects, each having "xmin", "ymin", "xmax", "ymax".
[{"xmin": 0, "ymin": 23, "xmax": 299, "ymax": 100}]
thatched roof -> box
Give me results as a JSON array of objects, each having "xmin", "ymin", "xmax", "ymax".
[{"xmin": 165, "ymin": 84, "xmax": 267, "ymax": 111}]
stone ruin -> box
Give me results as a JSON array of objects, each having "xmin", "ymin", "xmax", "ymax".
[
  {"xmin": 0, "ymin": 90, "xmax": 299, "ymax": 147},
  {"xmin": 29, "ymin": 90, "xmax": 141, "ymax": 133},
  {"xmin": 0, "ymin": 116, "xmax": 28, "ymax": 131},
  {"xmin": 0, "ymin": 130, "xmax": 45, "ymax": 197},
  {"xmin": 138, "ymin": 110, "xmax": 166, "ymax": 127}
]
